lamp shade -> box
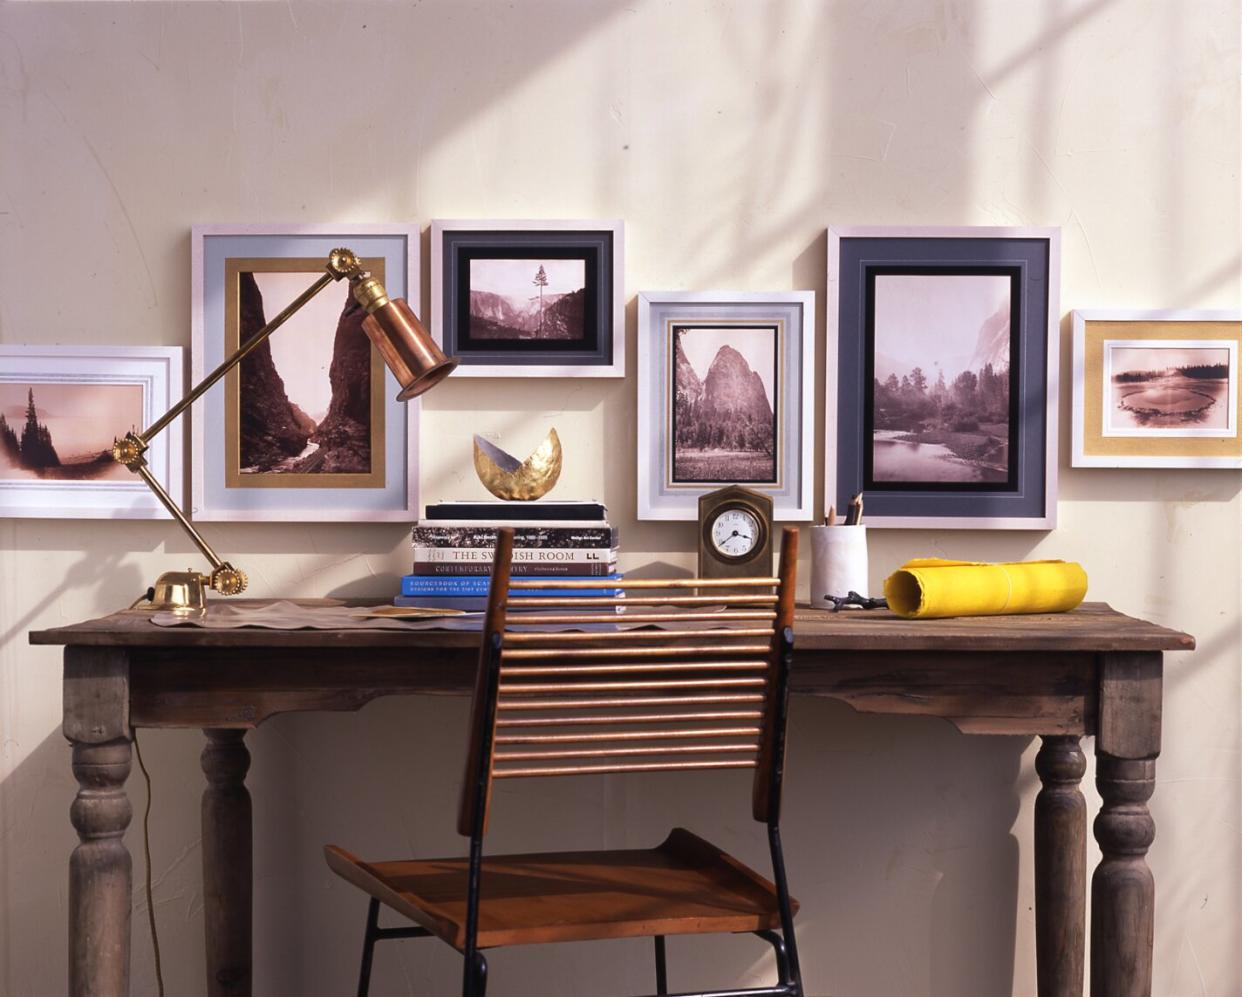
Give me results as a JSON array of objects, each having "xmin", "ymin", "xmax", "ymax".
[{"xmin": 356, "ymin": 288, "xmax": 458, "ymax": 401}]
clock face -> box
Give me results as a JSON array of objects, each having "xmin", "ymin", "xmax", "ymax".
[{"xmin": 710, "ymin": 507, "xmax": 761, "ymax": 559}]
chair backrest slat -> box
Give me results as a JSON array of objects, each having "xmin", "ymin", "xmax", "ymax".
[{"xmin": 457, "ymin": 527, "xmax": 799, "ymax": 837}]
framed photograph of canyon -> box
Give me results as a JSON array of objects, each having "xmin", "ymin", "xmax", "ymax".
[
  {"xmin": 827, "ymin": 226, "xmax": 1060, "ymax": 529},
  {"xmin": 0, "ymin": 345, "xmax": 183, "ymax": 519},
  {"xmin": 636, "ymin": 291, "xmax": 815, "ymax": 520},
  {"xmin": 431, "ymin": 220, "xmax": 624, "ymax": 377},
  {"xmin": 1072, "ymin": 309, "xmax": 1241, "ymax": 468},
  {"xmin": 192, "ymin": 225, "xmax": 420, "ymax": 522}
]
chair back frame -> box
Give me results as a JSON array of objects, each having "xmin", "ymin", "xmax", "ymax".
[{"xmin": 454, "ymin": 527, "xmax": 803, "ymax": 994}]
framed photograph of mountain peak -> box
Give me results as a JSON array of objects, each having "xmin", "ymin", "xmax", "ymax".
[
  {"xmin": 637, "ymin": 291, "xmax": 815, "ymax": 521},
  {"xmin": 192, "ymin": 224, "xmax": 420, "ymax": 522},
  {"xmin": 827, "ymin": 226, "xmax": 1061, "ymax": 529},
  {"xmin": 1072, "ymin": 309, "xmax": 1241, "ymax": 468},
  {"xmin": 431, "ymin": 220, "xmax": 624, "ymax": 377}
]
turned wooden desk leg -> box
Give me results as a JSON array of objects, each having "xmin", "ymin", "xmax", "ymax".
[
  {"xmin": 1091, "ymin": 652, "xmax": 1162, "ymax": 997},
  {"xmin": 202, "ymin": 730, "xmax": 253, "ymax": 997},
  {"xmin": 1035, "ymin": 736, "xmax": 1086, "ymax": 997},
  {"xmin": 64, "ymin": 647, "xmax": 133, "ymax": 997}
]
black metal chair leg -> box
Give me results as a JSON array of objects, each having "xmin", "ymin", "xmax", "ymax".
[
  {"xmin": 754, "ymin": 929, "xmax": 789, "ymax": 984},
  {"xmin": 464, "ymin": 951, "xmax": 488, "ymax": 997},
  {"xmin": 356, "ymin": 898, "xmax": 381, "ymax": 997},
  {"xmin": 654, "ymin": 934, "xmax": 668, "ymax": 994}
]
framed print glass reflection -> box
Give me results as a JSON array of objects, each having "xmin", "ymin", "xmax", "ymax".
[
  {"xmin": 431, "ymin": 220, "xmax": 624, "ymax": 377},
  {"xmin": 1072, "ymin": 309, "xmax": 1241, "ymax": 468},
  {"xmin": 0, "ymin": 345, "xmax": 183, "ymax": 519},
  {"xmin": 192, "ymin": 224, "xmax": 420, "ymax": 522},
  {"xmin": 827, "ymin": 226, "xmax": 1060, "ymax": 529},
  {"xmin": 637, "ymin": 291, "xmax": 815, "ymax": 521}
]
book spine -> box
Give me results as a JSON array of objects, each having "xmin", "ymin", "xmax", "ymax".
[
  {"xmin": 410, "ymin": 526, "xmax": 617, "ymax": 549},
  {"xmin": 394, "ymin": 595, "xmax": 625, "ymax": 614},
  {"xmin": 412, "ymin": 546, "xmax": 616, "ymax": 564},
  {"xmin": 400, "ymin": 575, "xmax": 622, "ymax": 598},
  {"xmin": 407, "ymin": 560, "xmax": 617, "ymax": 577},
  {"xmin": 426, "ymin": 503, "xmax": 607, "ymax": 521}
]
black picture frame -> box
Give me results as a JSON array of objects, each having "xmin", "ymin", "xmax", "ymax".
[
  {"xmin": 431, "ymin": 221, "xmax": 624, "ymax": 377},
  {"xmin": 828, "ymin": 227, "xmax": 1060, "ymax": 529}
]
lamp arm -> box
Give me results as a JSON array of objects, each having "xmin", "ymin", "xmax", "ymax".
[
  {"xmin": 139, "ymin": 269, "xmax": 338, "ymax": 445},
  {"xmin": 133, "ymin": 462, "xmax": 225, "ymax": 572}
]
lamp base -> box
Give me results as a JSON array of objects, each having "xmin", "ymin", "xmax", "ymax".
[{"xmin": 147, "ymin": 570, "xmax": 211, "ymax": 614}]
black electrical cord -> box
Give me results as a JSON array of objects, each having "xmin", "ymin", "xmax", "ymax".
[{"xmin": 132, "ymin": 731, "xmax": 166, "ymax": 997}]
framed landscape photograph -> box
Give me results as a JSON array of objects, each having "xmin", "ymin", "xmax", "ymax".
[
  {"xmin": 1072, "ymin": 309, "xmax": 1241, "ymax": 468},
  {"xmin": 431, "ymin": 220, "xmax": 624, "ymax": 377},
  {"xmin": 0, "ymin": 345, "xmax": 182, "ymax": 519},
  {"xmin": 192, "ymin": 225, "xmax": 420, "ymax": 521},
  {"xmin": 637, "ymin": 291, "xmax": 815, "ymax": 520},
  {"xmin": 827, "ymin": 226, "xmax": 1060, "ymax": 529}
]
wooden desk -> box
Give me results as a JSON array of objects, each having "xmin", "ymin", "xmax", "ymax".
[{"xmin": 32, "ymin": 602, "xmax": 1192, "ymax": 997}]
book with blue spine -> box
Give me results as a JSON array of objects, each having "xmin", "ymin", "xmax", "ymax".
[{"xmin": 400, "ymin": 573, "xmax": 623, "ymax": 598}]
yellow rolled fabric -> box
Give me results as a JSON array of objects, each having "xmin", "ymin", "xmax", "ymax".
[{"xmin": 883, "ymin": 558, "xmax": 1087, "ymax": 619}]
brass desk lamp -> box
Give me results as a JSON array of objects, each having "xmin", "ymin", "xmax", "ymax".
[{"xmin": 113, "ymin": 248, "xmax": 456, "ymax": 612}]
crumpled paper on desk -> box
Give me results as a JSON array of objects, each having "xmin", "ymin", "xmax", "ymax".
[
  {"xmin": 151, "ymin": 600, "xmax": 487, "ymax": 631},
  {"xmin": 150, "ymin": 600, "xmax": 744, "ymax": 633}
]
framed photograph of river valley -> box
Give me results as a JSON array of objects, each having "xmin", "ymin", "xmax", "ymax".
[
  {"xmin": 0, "ymin": 345, "xmax": 183, "ymax": 519},
  {"xmin": 1072, "ymin": 309, "xmax": 1241, "ymax": 469},
  {"xmin": 827, "ymin": 226, "xmax": 1060, "ymax": 529},
  {"xmin": 637, "ymin": 291, "xmax": 815, "ymax": 521},
  {"xmin": 192, "ymin": 225, "xmax": 420, "ymax": 522}
]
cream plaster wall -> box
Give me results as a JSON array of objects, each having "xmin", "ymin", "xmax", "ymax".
[{"xmin": 1, "ymin": 1, "xmax": 1239, "ymax": 994}]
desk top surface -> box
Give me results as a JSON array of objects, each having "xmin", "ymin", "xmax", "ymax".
[{"xmin": 30, "ymin": 601, "xmax": 1194, "ymax": 654}]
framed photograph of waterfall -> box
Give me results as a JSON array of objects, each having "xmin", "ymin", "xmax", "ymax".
[
  {"xmin": 431, "ymin": 220, "xmax": 625, "ymax": 377},
  {"xmin": 636, "ymin": 291, "xmax": 815, "ymax": 520},
  {"xmin": 0, "ymin": 345, "xmax": 182, "ymax": 519},
  {"xmin": 192, "ymin": 225, "xmax": 420, "ymax": 522},
  {"xmin": 1072, "ymin": 309, "xmax": 1241, "ymax": 468},
  {"xmin": 827, "ymin": 227, "xmax": 1061, "ymax": 529}
]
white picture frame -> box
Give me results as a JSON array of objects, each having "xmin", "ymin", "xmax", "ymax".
[
  {"xmin": 1072, "ymin": 308, "xmax": 1242, "ymax": 468},
  {"xmin": 431, "ymin": 219, "xmax": 625, "ymax": 378},
  {"xmin": 0, "ymin": 345, "xmax": 183, "ymax": 519},
  {"xmin": 191, "ymin": 224, "xmax": 420, "ymax": 522},
  {"xmin": 827, "ymin": 225, "xmax": 1061, "ymax": 530},
  {"xmin": 637, "ymin": 290, "xmax": 815, "ymax": 521}
]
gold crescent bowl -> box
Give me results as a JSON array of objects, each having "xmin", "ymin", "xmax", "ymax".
[{"xmin": 473, "ymin": 428, "xmax": 563, "ymax": 501}]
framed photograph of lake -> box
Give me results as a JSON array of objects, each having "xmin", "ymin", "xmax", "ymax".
[
  {"xmin": 431, "ymin": 220, "xmax": 624, "ymax": 377},
  {"xmin": 0, "ymin": 345, "xmax": 183, "ymax": 519},
  {"xmin": 1073, "ymin": 310, "xmax": 1241, "ymax": 468},
  {"xmin": 828, "ymin": 227, "xmax": 1060, "ymax": 529},
  {"xmin": 637, "ymin": 291, "xmax": 815, "ymax": 521},
  {"xmin": 193, "ymin": 225, "xmax": 421, "ymax": 522}
]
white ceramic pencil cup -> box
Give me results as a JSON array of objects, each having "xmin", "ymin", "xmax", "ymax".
[{"xmin": 810, "ymin": 525, "xmax": 870, "ymax": 608}]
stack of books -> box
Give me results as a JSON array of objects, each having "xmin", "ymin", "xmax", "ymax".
[{"xmin": 398, "ymin": 500, "xmax": 620, "ymax": 612}]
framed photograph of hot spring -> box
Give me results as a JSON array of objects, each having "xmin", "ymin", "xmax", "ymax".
[
  {"xmin": 636, "ymin": 291, "xmax": 815, "ymax": 521},
  {"xmin": 1072, "ymin": 309, "xmax": 1241, "ymax": 469},
  {"xmin": 0, "ymin": 345, "xmax": 183, "ymax": 519},
  {"xmin": 827, "ymin": 226, "xmax": 1060, "ymax": 529},
  {"xmin": 431, "ymin": 220, "xmax": 624, "ymax": 377},
  {"xmin": 192, "ymin": 224, "xmax": 420, "ymax": 522}
]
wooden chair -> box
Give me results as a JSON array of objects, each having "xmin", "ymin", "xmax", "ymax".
[{"xmin": 325, "ymin": 526, "xmax": 803, "ymax": 997}]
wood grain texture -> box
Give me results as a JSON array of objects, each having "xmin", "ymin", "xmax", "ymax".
[
  {"xmin": 202, "ymin": 731, "xmax": 252, "ymax": 997},
  {"xmin": 1091, "ymin": 755, "xmax": 1157, "ymax": 997},
  {"xmin": 117, "ymin": 645, "xmax": 1102, "ymax": 737},
  {"xmin": 1035, "ymin": 736, "xmax": 1087, "ymax": 997},
  {"xmin": 324, "ymin": 827, "xmax": 793, "ymax": 950},
  {"xmin": 1098, "ymin": 652, "xmax": 1163, "ymax": 758},
  {"xmin": 63, "ymin": 646, "xmax": 130, "ymax": 743},
  {"xmin": 30, "ymin": 602, "xmax": 1195, "ymax": 653},
  {"xmin": 69, "ymin": 738, "xmax": 132, "ymax": 997}
]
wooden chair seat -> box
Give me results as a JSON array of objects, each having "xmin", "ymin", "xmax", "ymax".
[{"xmin": 325, "ymin": 827, "xmax": 795, "ymax": 951}]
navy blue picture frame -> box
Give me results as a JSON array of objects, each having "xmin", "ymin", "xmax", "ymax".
[{"xmin": 828, "ymin": 227, "xmax": 1060, "ymax": 529}]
